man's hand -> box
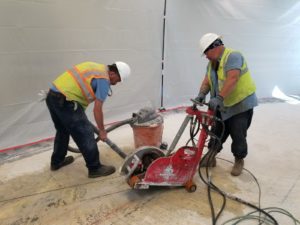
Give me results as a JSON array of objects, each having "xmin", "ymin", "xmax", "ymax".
[
  {"xmin": 99, "ymin": 129, "xmax": 107, "ymax": 141},
  {"xmin": 208, "ymin": 95, "xmax": 224, "ymax": 111},
  {"xmin": 195, "ymin": 92, "xmax": 206, "ymax": 103}
]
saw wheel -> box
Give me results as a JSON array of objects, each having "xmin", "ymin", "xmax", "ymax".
[{"xmin": 120, "ymin": 146, "xmax": 165, "ymax": 181}]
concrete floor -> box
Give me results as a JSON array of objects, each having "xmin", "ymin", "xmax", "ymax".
[{"xmin": 0, "ymin": 102, "xmax": 300, "ymax": 225}]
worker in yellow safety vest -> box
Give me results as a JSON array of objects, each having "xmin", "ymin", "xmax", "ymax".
[
  {"xmin": 195, "ymin": 33, "xmax": 258, "ymax": 176},
  {"xmin": 46, "ymin": 61, "xmax": 131, "ymax": 178}
]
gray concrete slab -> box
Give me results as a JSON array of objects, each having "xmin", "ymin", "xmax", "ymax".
[{"xmin": 0, "ymin": 102, "xmax": 299, "ymax": 225}]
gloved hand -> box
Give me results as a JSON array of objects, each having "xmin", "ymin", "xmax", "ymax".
[
  {"xmin": 208, "ymin": 95, "xmax": 224, "ymax": 111},
  {"xmin": 195, "ymin": 92, "xmax": 206, "ymax": 103}
]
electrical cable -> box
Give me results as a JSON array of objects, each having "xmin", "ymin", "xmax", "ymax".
[
  {"xmin": 195, "ymin": 111, "xmax": 283, "ymax": 225},
  {"xmin": 199, "ymin": 143, "xmax": 226, "ymax": 225},
  {"xmin": 199, "ymin": 155, "xmax": 226, "ymax": 225},
  {"xmin": 187, "ymin": 115, "xmax": 200, "ymax": 148},
  {"xmin": 188, "ymin": 112, "xmax": 225, "ymax": 225},
  {"xmin": 220, "ymin": 157, "xmax": 262, "ymax": 209},
  {"xmin": 195, "ymin": 115, "xmax": 227, "ymax": 225},
  {"xmin": 221, "ymin": 207, "xmax": 300, "ymax": 225},
  {"xmin": 217, "ymin": 160, "xmax": 300, "ymax": 224},
  {"xmin": 204, "ymin": 156, "xmax": 300, "ymax": 224},
  {"xmin": 198, "ymin": 157, "xmax": 280, "ymax": 225}
]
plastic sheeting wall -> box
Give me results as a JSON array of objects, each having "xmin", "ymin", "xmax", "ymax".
[
  {"xmin": 164, "ymin": 0, "xmax": 300, "ymax": 107},
  {"xmin": 0, "ymin": 0, "xmax": 164, "ymax": 150},
  {"xmin": 1, "ymin": 0, "xmax": 300, "ymax": 150}
]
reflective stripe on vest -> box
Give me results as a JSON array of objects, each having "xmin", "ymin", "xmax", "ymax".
[
  {"xmin": 53, "ymin": 62, "xmax": 109, "ymax": 108},
  {"xmin": 68, "ymin": 67, "xmax": 103, "ymax": 103},
  {"xmin": 207, "ymin": 48, "xmax": 256, "ymax": 107}
]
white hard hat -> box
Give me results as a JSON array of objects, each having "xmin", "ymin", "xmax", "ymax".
[
  {"xmin": 115, "ymin": 61, "xmax": 131, "ymax": 81},
  {"xmin": 199, "ymin": 33, "xmax": 221, "ymax": 54}
]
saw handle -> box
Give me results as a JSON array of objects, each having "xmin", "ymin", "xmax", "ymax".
[{"xmin": 191, "ymin": 98, "xmax": 226, "ymax": 112}]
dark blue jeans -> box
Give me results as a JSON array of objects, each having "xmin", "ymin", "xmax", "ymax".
[
  {"xmin": 209, "ymin": 109, "xmax": 253, "ymax": 159},
  {"xmin": 46, "ymin": 91, "xmax": 101, "ymax": 170}
]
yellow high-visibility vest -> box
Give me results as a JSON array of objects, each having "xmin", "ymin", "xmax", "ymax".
[
  {"xmin": 207, "ymin": 48, "xmax": 256, "ymax": 107},
  {"xmin": 53, "ymin": 62, "xmax": 109, "ymax": 108}
]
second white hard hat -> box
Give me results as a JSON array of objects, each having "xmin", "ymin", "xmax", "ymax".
[
  {"xmin": 199, "ymin": 33, "xmax": 221, "ymax": 54},
  {"xmin": 115, "ymin": 61, "xmax": 131, "ymax": 81}
]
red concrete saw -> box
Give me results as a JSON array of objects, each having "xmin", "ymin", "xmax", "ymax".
[
  {"xmin": 120, "ymin": 100, "xmax": 219, "ymax": 192},
  {"xmin": 68, "ymin": 101, "xmax": 219, "ymax": 192}
]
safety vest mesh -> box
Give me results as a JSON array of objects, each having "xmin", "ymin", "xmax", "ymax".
[
  {"xmin": 53, "ymin": 62, "xmax": 109, "ymax": 108},
  {"xmin": 207, "ymin": 48, "xmax": 256, "ymax": 107}
]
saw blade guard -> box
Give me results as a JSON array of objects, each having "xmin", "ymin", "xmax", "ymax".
[{"xmin": 119, "ymin": 146, "xmax": 165, "ymax": 179}]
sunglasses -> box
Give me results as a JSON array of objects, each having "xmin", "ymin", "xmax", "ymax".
[
  {"xmin": 204, "ymin": 39, "xmax": 223, "ymax": 54},
  {"xmin": 204, "ymin": 44, "xmax": 216, "ymax": 54}
]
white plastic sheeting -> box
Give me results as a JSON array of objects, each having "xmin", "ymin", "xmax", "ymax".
[
  {"xmin": 164, "ymin": 0, "xmax": 300, "ymax": 107},
  {"xmin": 1, "ymin": 0, "xmax": 300, "ymax": 150},
  {"xmin": 0, "ymin": 0, "xmax": 164, "ymax": 150}
]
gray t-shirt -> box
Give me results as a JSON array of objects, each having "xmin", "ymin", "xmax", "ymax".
[{"xmin": 207, "ymin": 51, "xmax": 258, "ymax": 120}]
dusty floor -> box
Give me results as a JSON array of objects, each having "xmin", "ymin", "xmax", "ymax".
[{"xmin": 0, "ymin": 102, "xmax": 300, "ymax": 225}]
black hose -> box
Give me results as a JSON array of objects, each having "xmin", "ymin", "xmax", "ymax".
[
  {"xmin": 68, "ymin": 118, "xmax": 135, "ymax": 153},
  {"xmin": 198, "ymin": 149, "xmax": 226, "ymax": 225},
  {"xmin": 197, "ymin": 115, "xmax": 228, "ymax": 225},
  {"xmin": 198, "ymin": 146, "xmax": 279, "ymax": 225}
]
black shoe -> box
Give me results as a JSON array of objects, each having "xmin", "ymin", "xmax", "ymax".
[
  {"xmin": 88, "ymin": 165, "xmax": 116, "ymax": 178},
  {"xmin": 51, "ymin": 156, "xmax": 74, "ymax": 171}
]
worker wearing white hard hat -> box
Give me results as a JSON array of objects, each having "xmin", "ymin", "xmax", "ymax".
[
  {"xmin": 46, "ymin": 61, "xmax": 131, "ymax": 178},
  {"xmin": 199, "ymin": 32, "xmax": 222, "ymax": 55},
  {"xmin": 115, "ymin": 61, "xmax": 131, "ymax": 81},
  {"xmin": 196, "ymin": 32, "xmax": 258, "ymax": 176}
]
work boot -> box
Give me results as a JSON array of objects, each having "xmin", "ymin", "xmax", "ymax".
[
  {"xmin": 200, "ymin": 152, "xmax": 217, "ymax": 168},
  {"xmin": 51, "ymin": 156, "xmax": 74, "ymax": 171},
  {"xmin": 88, "ymin": 165, "xmax": 116, "ymax": 178},
  {"xmin": 231, "ymin": 158, "xmax": 244, "ymax": 176}
]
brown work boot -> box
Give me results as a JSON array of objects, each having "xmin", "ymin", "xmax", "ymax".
[
  {"xmin": 200, "ymin": 152, "xmax": 217, "ymax": 168},
  {"xmin": 231, "ymin": 158, "xmax": 244, "ymax": 176}
]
